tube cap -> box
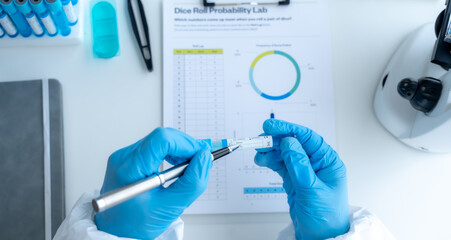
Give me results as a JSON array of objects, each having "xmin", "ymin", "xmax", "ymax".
[
  {"xmin": 14, "ymin": 0, "xmax": 32, "ymax": 14},
  {"xmin": 0, "ymin": 0, "xmax": 18, "ymax": 14},
  {"xmin": 29, "ymin": 0, "xmax": 47, "ymax": 15},
  {"xmin": 45, "ymin": 0, "xmax": 62, "ymax": 14}
]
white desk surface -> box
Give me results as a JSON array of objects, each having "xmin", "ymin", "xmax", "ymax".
[{"xmin": 1, "ymin": 0, "xmax": 451, "ymax": 239}]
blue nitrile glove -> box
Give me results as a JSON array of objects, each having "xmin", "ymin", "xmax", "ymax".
[
  {"xmin": 94, "ymin": 128, "xmax": 212, "ymax": 239},
  {"xmin": 255, "ymin": 119, "xmax": 350, "ymax": 240}
]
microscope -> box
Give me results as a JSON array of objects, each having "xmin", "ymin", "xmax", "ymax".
[{"xmin": 374, "ymin": 1, "xmax": 451, "ymax": 152}]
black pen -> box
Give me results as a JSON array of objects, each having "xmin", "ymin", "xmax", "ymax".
[{"xmin": 128, "ymin": 0, "xmax": 153, "ymax": 71}]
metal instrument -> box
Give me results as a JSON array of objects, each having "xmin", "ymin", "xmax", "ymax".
[{"xmin": 92, "ymin": 144, "xmax": 240, "ymax": 213}]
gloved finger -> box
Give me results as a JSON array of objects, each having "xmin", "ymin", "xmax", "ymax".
[
  {"xmin": 160, "ymin": 149, "xmax": 213, "ymax": 207},
  {"xmin": 166, "ymin": 139, "xmax": 212, "ymax": 165},
  {"xmin": 255, "ymin": 150, "xmax": 294, "ymax": 195},
  {"xmin": 141, "ymin": 128, "xmax": 211, "ymax": 174},
  {"xmin": 263, "ymin": 119, "xmax": 323, "ymax": 155},
  {"xmin": 254, "ymin": 150, "xmax": 285, "ymax": 176},
  {"xmin": 280, "ymin": 137, "xmax": 318, "ymax": 189},
  {"xmin": 314, "ymin": 150, "xmax": 347, "ymax": 186},
  {"xmin": 263, "ymin": 119, "xmax": 341, "ymax": 172}
]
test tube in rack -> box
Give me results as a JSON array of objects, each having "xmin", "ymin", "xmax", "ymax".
[
  {"xmin": 30, "ymin": 0, "xmax": 57, "ymax": 36},
  {"xmin": 0, "ymin": 5, "xmax": 18, "ymax": 37},
  {"xmin": 61, "ymin": 0, "xmax": 76, "ymax": 25},
  {"xmin": 45, "ymin": 0, "xmax": 70, "ymax": 36},
  {"xmin": 14, "ymin": 0, "xmax": 44, "ymax": 36}
]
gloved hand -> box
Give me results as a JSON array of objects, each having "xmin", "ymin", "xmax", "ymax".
[
  {"xmin": 94, "ymin": 128, "xmax": 212, "ymax": 239},
  {"xmin": 255, "ymin": 119, "xmax": 350, "ymax": 240}
]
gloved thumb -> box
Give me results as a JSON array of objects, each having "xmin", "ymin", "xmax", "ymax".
[
  {"xmin": 161, "ymin": 149, "xmax": 213, "ymax": 207},
  {"xmin": 280, "ymin": 137, "xmax": 317, "ymax": 189}
]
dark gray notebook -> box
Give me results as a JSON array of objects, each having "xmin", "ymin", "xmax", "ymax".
[{"xmin": 0, "ymin": 79, "xmax": 65, "ymax": 240}]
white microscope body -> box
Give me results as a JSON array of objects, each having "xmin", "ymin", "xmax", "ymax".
[{"xmin": 374, "ymin": 23, "xmax": 451, "ymax": 153}]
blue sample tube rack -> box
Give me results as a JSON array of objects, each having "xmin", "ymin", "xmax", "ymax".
[{"xmin": 0, "ymin": 0, "xmax": 83, "ymax": 46}]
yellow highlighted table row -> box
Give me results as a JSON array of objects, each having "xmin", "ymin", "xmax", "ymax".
[{"xmin": 174, "ymin": 49, "xmax": 223, "ymax": 54}]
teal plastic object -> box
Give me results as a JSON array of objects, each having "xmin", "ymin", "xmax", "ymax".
[{"xmin": 91, "ymin": 1, "xmax": 119, "ymax": 58}]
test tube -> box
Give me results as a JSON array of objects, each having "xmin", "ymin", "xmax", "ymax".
[
  {"xmin": 0, "ymin": 0, "xmax": 31, "ymax": 37},
  {"xmin": 14, "ymin": 0, "xmax": 44, "ymax": 36},
  {"xmin": 0, "ymin": 24, "xmax": 5, "ymax": 37},
  {"xmin": 30, "ymin": 0, "xmax": 57, "ymax": 36},
  {"xmin": 45, "ymin": 0, "xmax": 70, "ymax": 36},
  {"xmin": 60, "ymin": 0, "xmax": 76, "ymax": 25},
  {"xmin": 204, "ymin": 136, "xmax": 274, "ymax": 151},
  {"xmin": 0, "ymin": 5, "xmax": 18, "ymax": 37}
]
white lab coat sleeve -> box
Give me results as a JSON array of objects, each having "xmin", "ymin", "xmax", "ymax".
[
  {"xmin": 53, "ymin": 190, "xmax": 184, "ymax": 240},
  {"xmin": 277, "ymin": 206, "xmax": 396, "ymax": 240}
]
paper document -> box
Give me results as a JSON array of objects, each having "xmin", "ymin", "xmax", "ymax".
[{"xmin": 163, "ymin": 0, "xmax": 335, "ymax": 214}]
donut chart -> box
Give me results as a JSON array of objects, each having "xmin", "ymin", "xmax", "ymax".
[{"xmin": 249, "ymin": 50, "xmax": 301, "ymax": 100}]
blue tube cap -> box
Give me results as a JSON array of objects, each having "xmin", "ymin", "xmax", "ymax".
[
  {"xmin": 29, "ymin": 0, "xmax": 47, "ymax": 15},
  {"xmin": 45, "ymin": 0, "xmax": 62, "ymax": 14},
  {"xmin": 14, "ymin": 0, "xmax": 32, "ymax": 14},
  {"xmin": 0, "ymin": 0, "xmax": 18, "ymax": 14}
]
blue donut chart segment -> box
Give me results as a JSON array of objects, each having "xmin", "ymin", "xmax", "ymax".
[
  {"xmin": 261, "ymin": 92, "xmax": 292, "ymax": 101},
  {"xmin": 249, "ymin": 50, "xmax": 301, "ymax": 101}
]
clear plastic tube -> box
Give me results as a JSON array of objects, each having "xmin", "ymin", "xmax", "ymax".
[
  {"xmin": 204, "ymin": 136, "xmax": 273, "ymax": 151},
  {"xmin": 0, "ymin": 7, "xmax": 18, "ymax": 37}
]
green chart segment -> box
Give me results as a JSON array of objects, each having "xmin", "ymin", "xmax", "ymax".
[{"xmin": 249, "ymin": 50, "xmax": 301, "ymax": 100}]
